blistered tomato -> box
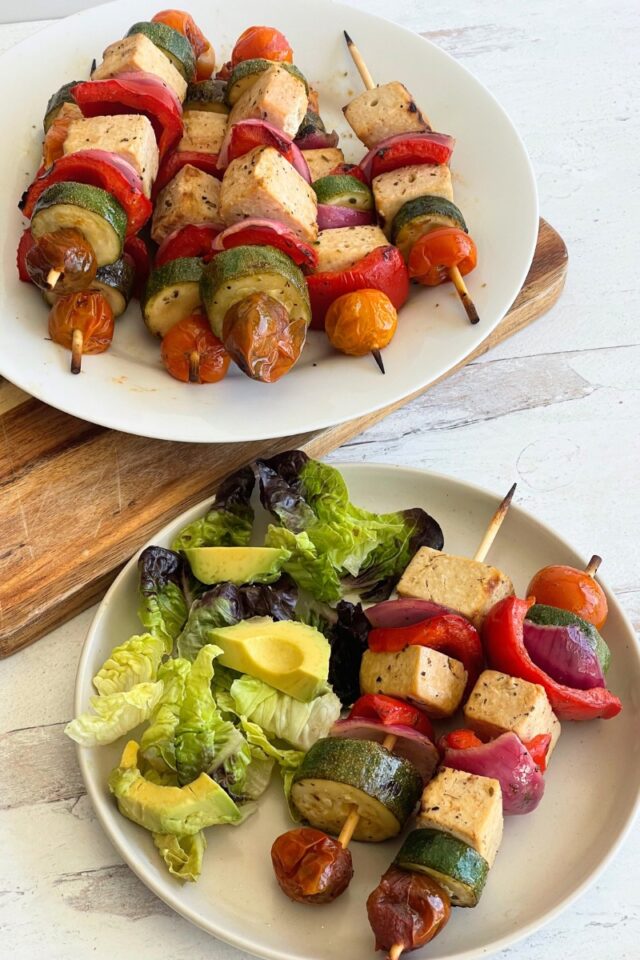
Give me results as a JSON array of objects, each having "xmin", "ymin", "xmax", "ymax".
[
  {"xmin": 325, "ymin": 289, "xmax": 398, "ymax": 356},
  {"xmin": 161, "ymin": 313, "xmax": 230, "ymax": 383},
  {"xmin": 231, "ymin": 25, "xmax": 293, "ymax": 65},
  {"xmin": 527, "ymin": 562, "xmax": 608, "ymax": 629}
]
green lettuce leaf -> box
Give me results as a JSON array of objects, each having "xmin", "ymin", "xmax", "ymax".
[
  {"xmin": 93, "ymin": 633, "xmax": 165, "ymax": 697},
  {"xmin": 258, "ymin": 451, "xmax": 443, "ymax": 602},
  {"xmin": 230, "ymin": 676, "xmax": 341, "ymax": 750},
  {"xmin": 152, "ymin": 831, "xmax": 206, "ymax": 882},
  {"xmin": 65, "ymin": 681, "xmax": 164, "ymax": 746},
  {"xmin": 139, "ymin": 658, "xmax": 191, "ymax": 773},
  {"xmin": 138, "ymin": 547, "xmax": 189, "ymax": 652},
  {"xmin": 216, "ymin": 737, "xmax": 275, "ymax": 801},
  {"xmin": 174, "ymin": 645, "xmax": 242, "ymax": 785},
  {"xmin": 171, "ymin": 465, "xmax": 255, "ymax": 552}
]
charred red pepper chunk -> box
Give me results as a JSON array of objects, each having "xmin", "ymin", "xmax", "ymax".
[
  {"xmin": 155, "ymin": 225, "xmax": 220, "ymax": 267},
  {"xmin": 349, "ymin": 694, "xmax": 434, "ymax": 740}
]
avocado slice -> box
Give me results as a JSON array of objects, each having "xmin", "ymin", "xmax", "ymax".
[
  {"xmin": 207, "ymin": 616, "xmax": 330, "ymax": 701},
  {"xmin": 184, "ymin": 546, "xmax": 290, "ymax": 585},
  {"xmin": 108, "ymin": 740, "xmax": 242, "ymax": 835}
]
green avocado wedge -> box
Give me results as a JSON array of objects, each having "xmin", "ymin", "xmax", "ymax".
[{"xmin": 184, "ymin": 546, "xmax": 290, "ymax": 585}]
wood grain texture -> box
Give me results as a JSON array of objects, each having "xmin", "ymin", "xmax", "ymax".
[{"xmin": 0, "ymin": 219, "xmax": 566, "ymax": 658}]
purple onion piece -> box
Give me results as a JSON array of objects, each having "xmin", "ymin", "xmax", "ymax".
[
  {"xmin": 316, "ymin": 204, "xmax": 374, "ymax": 230},
  {"xmin": 294, "ymin": 129, "xmax": 340, "ymax": 150},
  {"xmin": 365, "ymin": 597, "xmax": 456, "ymax": 628},
  {"xmin": 523, "ymin": 621, "xmax": 605, "ymax": 690},
  {"xmin": 330, "ymin": 718, "xmax": 439, "ymax": 783},
  {"xmin": 443, "ymin": 732, "xmax": 545, "ymax": 815}
]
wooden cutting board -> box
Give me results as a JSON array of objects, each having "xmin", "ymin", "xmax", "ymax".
[{"xmin": 0, "ymin": 218, "xmax": 567, "ymax": 657}]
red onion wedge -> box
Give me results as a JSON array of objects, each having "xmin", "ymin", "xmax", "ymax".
[
  {"xmin": 294, "ymin": 129, "xmax": 340, "ymax": 150},
  {"xmin": 316, "ymin": 204, "xmax": 374, "ymax": 230},
  {"xmin": 217, "ymin": 119, "xmax": 311, "ymax": 182},
  {"xmin": 365, "ymin": 598, "xmax": 456, "ymax": 628},
  {"xmin": 359, "ymin": 131, "xmax": 456, "ymax": 183},
  {"xmin": 523, "ymin": 621, "xmax": 605, "ymax": 690},
  {"xmin": 211, "ymin": 218, "xmax": 318, "ymax": 271},
  {"xmin": 443, "ymin": 732, "xmax": 545, "ymax": 815},
  {"xmin": 330, "ymin": 718, "xmax": 439, "ymax": 783}
]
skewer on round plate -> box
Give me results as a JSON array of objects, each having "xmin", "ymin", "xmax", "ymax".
[
  {"xmin": 584, "ymin": 554, "xmax": 602, "ymax": 577},
  {"xmin": 46, "ymin": 268, "xmax": 61, "ymax": 290},
  {"xmin": 188, "ymin": 349, "xmax": 200, "ymax": 383},
  {"xmin": 343, "ymin": 31, "xmax": 481, "ymax": 325},
  {"xmin": 371, "ymin": 348, "xmax": 386, "ymax": 374},
  {"xmin": 70, "ymin": 328, "xmax": 83, "ymax": 375}
]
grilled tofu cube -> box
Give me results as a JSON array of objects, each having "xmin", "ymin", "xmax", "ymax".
[
  {"xmin": 151, "ymin": 164, "xmax": 222, "ymax": 243},
  {"xmin": 343, "ymin": 81, "xmax": 430, "ymax": 149},
  {"xmin": 177, "ymin": 111, "xmax": 227, "ymax": 155},
  {"xmin": 397, "ymin": 547, "xmax": 514, "ymax": 631},
  {"xmin": 464, "ymin": 670, "xmax": 562, "ymax": 759},
  {"xmin": 228, "ymin": 64, "xmax": 308, "ymax": 138},
  {"xmin": 373, "ymin": 164, "xmax": 454, "ymax": 235},
  {"xmin": 360, "ymin": 646, "xmax": 467, "ymax": 718},
  {"xmin": 418, "ymin": 768, "xmax": 503, "ymax": 867},
  {"xmin": 302, "ymin": 147, "xmax": 345, "ymax": 182},
  {"xmin": 313, "ymin": 225, "xmax": 388, "ymax": 273},
  {"xmin": 63, "ymin": 114, "xmax": 159, "ymax": 198},
  {"xmin": 92, "ymin": 33, "xmax": 187, "ymax": 102},
  {"xmin": 220, "ymin": 146, "xmax": 317, "ymax": 243}
]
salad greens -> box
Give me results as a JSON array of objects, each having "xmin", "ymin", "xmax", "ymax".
[
  {"xmin": 258, "ymin": 451, "xmax": 443, "ymax": 602},
  {"xmin": 68, "ymin": 451, "xmax": 443, "ymax": 883}
]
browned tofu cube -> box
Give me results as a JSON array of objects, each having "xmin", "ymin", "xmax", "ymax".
[
  {"xmin": 302, "ymin": 147, "xmax": 344, "ymax": 182},
  {"xmin": 312, "ymin": 225, "xmax": 388, "ymax": 273},
  {"xmin": 228, "ymin": 63, "xmax": 308, "ymax": 138},
  {"xmin": 418, "ymin": 768, "xmax": 503, "ymax": 867},
  {"xmin": 177, "ymin": 111, "xmax": 227, "ymax": 155},
  {"xmin": 92, "ymin": 33, "xmax": 187, "ymax": 102},
  {"xmin": 360, "ymin": 646, "xmax": 467, "ymax": 718},
  {"xmin": 151, "ymin": 164, "xmax": 222, "ymax": 243},
  {"xmin": 372, "ymin": 163, "xmax": 454, "ymax": 235},
  {"xmin": 343, "ymin": 81, "xmax": 430, "ymax": 148},
  {"xmin": 63, "ymin": 114, "xmax": 159, "ymax": 198}
]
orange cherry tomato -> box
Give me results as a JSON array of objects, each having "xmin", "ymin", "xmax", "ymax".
[
  {"xmin": 152, "ymin": 9, "xmax": 215, "ymax": 80},
  {"xmin": 527, "ymin": 564, "xmax": 608, "ymax": 629},
  {"xmin": 26, "ymin": 228, "xmax": 97, "ymax": 294},
  {"xmin": 325, "ymin": 289, "xmax": 398, "ymax": 357},
  {"xmin": 222, "ymin": 293, "xmax": 305, "ymax": 383},
  {"xmin": 42, "ymin": 112, "xmax": 75, "ymax": 167},
  {"xmin": 231, "ymin": 25, "xmax": 293, "ymax": 66},
  {"xmin": 48, "ymin": 291, "xmax": 114, "ymax": 373},
  {"xmin": 408, "ymin": 227, "xmax": 477, "ymax": 287},
  {"xmin": 161, "ymin": 313, "xmax": 230, "ymax": 383}
]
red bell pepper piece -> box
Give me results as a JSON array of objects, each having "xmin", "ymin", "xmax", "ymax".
[
  {"xmin": 328, "ymin": 162, "xmax": 368, "ymax": 184},
  {"xmin": 522, "ymin": 733, "xmax": 552, "ymax": 773},
  {"xmin": 72, "ymin": 73, "xmax": 183, "ymax": 160},
  {"xmin": 213, "ymin": 220, "xmax": 318, "ymax": 271},
  {"xmin": 19, "ymin": 150, "xmax": 152, "ymax": 237},
  {"xmin": 368, "ymin": 138, "xmax": 454, "ymax": 180},
  {"xmin": 483, "ymin": 596, "xmax": 622, "ymax": 721},
  {"xmin": 368, "ymin": 614, "xmax": 483, "ymax": 695},
  {"xmin": 349, "ymin": 693, "xmax": 434, "ymax": 740},
  {"xmin": 438, "ymin": 729, "xmax": 484, "ymax": 751},
  {"xmin": 155, "ymin": 225, "xmax": 220, "ymax": 267},
  {"xmin": 152, "ymin": 150, "xmax": 221, "ymax": 200},
  {"xmin": 307, "ymin": 245, "xmax": 409, "ymax": 331},
  {"xmin": 16, "ymin": 228, "xmax": 35, "ymax": 283},
  {"xmin": 123, "ymin": 236, "xmax": 151, "ymax": 300}
]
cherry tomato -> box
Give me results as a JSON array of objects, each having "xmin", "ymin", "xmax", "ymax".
[
  {"xmin": 48, "ymin": 291, "xmax": 114, "ymax": 373},
  {"xmin": 231, "ymin": 25, "xmax": 293, "ymax": 66},
  {"xmin": 42, "ymin": 111, "xmax": 74, "ymax": 167},
  {"xmin": 161, "ymin": 314, "xmax": 230, "ymax": 384},
  {"xmin": 222, "ymin": 292, "xmax": 305, "ymax": 382},
  {"xmin": 527, "ymin": 564, "xmax": 608, "ymax": 629},
  {"xmin": 152, "ymin": 9, "xmax": 215, "ymax": 80},
  {"xmin": 325, "ymin": 289, "xmax": 398, "ymax": 356},
  {"xmin": 271, "ymin": 828, "xmax": 353, "ymax": 904},
  {"xmin": 408, "ymin": 227, "xmax": 477, "ymax": 287},
  {"xmin": 367, "ymin": 867, "xmax": 450, "ymax": 955},
  {"xmin": 26, "ymin": 228, "xmax": 97, "ymax": 294}
]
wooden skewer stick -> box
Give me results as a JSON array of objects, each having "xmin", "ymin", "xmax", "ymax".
[
  {"xmin": 343, "ymin": 31, "xmax": 480, "ymax": 325},
  {"xmin": 188, "ymin": 349, "xmax": 200, "ymax": 383},
  {"xmin": 584, "ymin": 554, "xmax": 602, "ymax": 578},
  {"xmin": 337, "ymin": 733, "xmax": 397, "ymax": 849},
  {"xmin": 371, "ymin": 348, "xmax": 386, "ymax": 374},
  {"xmin": 388, "ymin": 945, "xmax": 404, "ymax": 960},
  {"xmin": 70, "ymin": 328, "xmax": 83, "ymax": 375},
  {"xmin": 473, "ymin": 482, "xmax": 517, "ymax": 563},
  {"xmin": 46, "ymin": 269, "xmax": 61, "ymax": 290}
]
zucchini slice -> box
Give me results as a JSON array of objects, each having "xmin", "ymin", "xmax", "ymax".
[
  {"xmin": 312, "ymin": 175, "xmax": 374, "ymax": 211},
  {"xmin": 391, "ymin": 196, "xmax": 468, "ymax": 262},
  {"xmin": 395, "ymin": 829, "xmax": 489, "ymax": 907},
  {"xmin": 143, "ymin": 257, "xmax": 203, "ymax": 337},
  {"xmin": 290, "ymin": 738, "xmax": 422, "ymax": 842},
  {"xmin": 43, "ymin": 79, "xmax": 81, "ymax": 132},
  {"xmin": 126, "ymin": 21, "xmax": 196, "ymax": 81},
  {"xmin": 31, "ymin": 182, "xmax": 127, "ymax": 266},
  {"xmin": 43, "ymin": 256, "xmax": 134, "ymax": 317},
  {"xmin": 184, "ymin": 79, "xmax": 229, "ymax": 114},
  {"xmin": 226, "ymin": 58, "xmax": 308, "ymax": 106},
  {"xmin": 200, "ymin": 245, "xmax": 311, "ymax": 339}
]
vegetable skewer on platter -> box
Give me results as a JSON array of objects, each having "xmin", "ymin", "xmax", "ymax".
[
  {"xmin": 343, "ymin": 31, "xmax": 480, "ymax": 324},
  {"xmin": 271, "ymin": 485, "xmax": 516, "ymax": 911}
]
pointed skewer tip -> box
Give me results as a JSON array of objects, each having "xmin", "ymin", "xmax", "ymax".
[
  {"xmin": 372, "ymin": 349, "xmax": 385, "ymax": 374},
  {"xmin": 343, "ymin": 29, "xmax": 353, "ymax": 45},
  {"xmin": 585, "ymin": 554, "xmax": 602, "ymax": 577}
]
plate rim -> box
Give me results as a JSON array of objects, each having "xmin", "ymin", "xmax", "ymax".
[
  {"xmin": 75, "ymin": 462, "xmax": 640, "ymax": 960},
  {"xmin": 0, "ymin": 0, "xmax": 539, "ymax": 443}
]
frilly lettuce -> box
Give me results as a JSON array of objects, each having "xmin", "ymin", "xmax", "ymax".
[
  {"xmin": 139, "ymin": 658, "xmax": 191, "ymax": 773},
  {"xmin": 152, "ymin": 831, "xmax": 206, "ymax": 882},
  {"xmin": 138, "ymin": 546, "xmax": 188, "ymax": 652},
  {"xmin": 258, "ymin": 451, "xmax": 443, "ymax": 602},
  {"xmin": 171, "ymin": 465, "xmax": 255, "ymax": 552},
  {"xmin": 93, "ymin": 633, "xmax": 165, "ymax": 697},
  {"xmin": 230, "ymin": 676, "xmax": 341, "ymax": 751},
  {"xmin": 65, "ymin": 681, "xmax": 164, "ymax": 746}
]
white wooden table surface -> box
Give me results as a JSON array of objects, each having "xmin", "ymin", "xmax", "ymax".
[{"xmin": 1, "ymin": 2, "xmax": 639, "ymax": 958}]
